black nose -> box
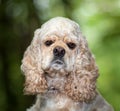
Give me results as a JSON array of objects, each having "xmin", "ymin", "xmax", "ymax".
[{"xmin": 53, "ymin": 46, "xmax": 65, "ymax": 58}]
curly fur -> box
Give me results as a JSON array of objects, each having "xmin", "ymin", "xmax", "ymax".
[
  {"xmin": 21, "ymin": 30, "xmax": 48, "ymax": 94},
  {"xmin": 21, "ymin": 17, "xmax": 114, "ymax": 111},
  {"xmin": 64, "ymin": 36, "xmax": 99, "ymax": 102}
]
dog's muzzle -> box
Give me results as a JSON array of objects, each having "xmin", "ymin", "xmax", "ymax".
[{"xmin": 51, "ymin": 46, "xmax": 65, "ymax": 70}]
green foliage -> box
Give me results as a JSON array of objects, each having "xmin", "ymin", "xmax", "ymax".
[{"xmin": 0, "ymin": 0, "xmax": 120, "ymax": 111}]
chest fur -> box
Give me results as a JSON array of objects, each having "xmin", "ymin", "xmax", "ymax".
[{"xmin": 39, "ymin": 94, "xmax": 90, "ymax": 111}]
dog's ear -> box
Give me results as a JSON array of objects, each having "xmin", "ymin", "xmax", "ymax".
[
  {"xmin": 65, "ymin": 36, "xmax": 99, "ymax": 102},
  {"xmin": 21, "ymin": 29, "xmax": 48, "ymax": 95}
]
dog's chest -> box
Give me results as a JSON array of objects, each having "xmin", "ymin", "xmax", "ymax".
[{"xmin": 39, "ymin": 94, "xmax": 88, "ymax": 111}]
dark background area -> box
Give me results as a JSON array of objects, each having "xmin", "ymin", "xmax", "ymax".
[{"xmin": 0, "ymin": 0, "xmax": 120, "ymax": 111}]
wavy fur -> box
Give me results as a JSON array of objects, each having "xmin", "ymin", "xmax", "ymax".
[{"xmin": 21, "ymin": 17, "xmax": 114, "ymax": 111}]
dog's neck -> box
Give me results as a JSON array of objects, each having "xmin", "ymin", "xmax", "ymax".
[{"xmin": 45, "ymin": 74, "xmax": 67, "ymax": 94}]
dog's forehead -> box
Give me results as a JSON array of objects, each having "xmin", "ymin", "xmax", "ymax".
[
  {"xmin": 39, "ymin": 17, "xmax": 81, "ymax": 41},
  {"xmin": 42, "ymin": 17, "xmax": 79, "ymax": 28}
]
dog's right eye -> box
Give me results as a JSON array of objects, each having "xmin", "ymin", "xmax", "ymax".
[{"xmin": 44, "ymin": 40, "xmax": 54, "ymax": 46}]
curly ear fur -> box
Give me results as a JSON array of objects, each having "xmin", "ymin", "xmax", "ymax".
[
  {"xmin": 65, "ymin": 36, "xmax": 99, "ymax": 102},
  {"xmin": 21, "ymin": 29, "xmax": 48, "ymax": 95}
]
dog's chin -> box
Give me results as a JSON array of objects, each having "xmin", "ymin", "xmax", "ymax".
[{"xmin": 44, "ymin": 60, "xmax": 68, "ymax": 77}]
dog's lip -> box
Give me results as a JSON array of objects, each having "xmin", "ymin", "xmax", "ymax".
[
  {"xmin": 53, "ymin": 59, "xmax": 64, "ymax": 65},
  {"xmin": 50, "ymin": 59, "xmax": 65, "ymax": 71}
]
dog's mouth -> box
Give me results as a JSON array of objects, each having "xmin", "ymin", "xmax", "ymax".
[
  {"xmin": 44, "ymin": 58, "xmax": 67, "ymax": 77},
  {"xmin": 54, "ymin": 59, "xmax": 64, "ymax": 65},
  {"xmin": 51, "ymin": 59, "xmax": 65, "ymax": 70}
]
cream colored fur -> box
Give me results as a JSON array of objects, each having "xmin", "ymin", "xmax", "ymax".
[{"xmin": 21, "ymin": 17, "xmax": 114, "ymax": 111}]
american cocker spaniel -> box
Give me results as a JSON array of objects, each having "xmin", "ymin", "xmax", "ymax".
[{"xmin": 21, "ymin": 17, "xmax": 114, "ymax": 111}]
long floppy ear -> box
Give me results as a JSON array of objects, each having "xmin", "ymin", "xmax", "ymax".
[
  {"xmin": 21, "ymin": 29, "xmax": 48, "ymax": 95},
  {"xmin": 65, "ymin": 36, "xmax": 99, "ymax": 102}
]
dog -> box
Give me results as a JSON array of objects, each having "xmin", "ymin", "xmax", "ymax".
[{"xmin": 21, "ymin": 17, "xmax": 114, "ymax": 111}]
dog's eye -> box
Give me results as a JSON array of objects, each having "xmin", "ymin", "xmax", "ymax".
[
  {"xmin": 67, "ymin": 42, "xmax": 76, "ymax": 49},
  {"xmin": 45, "ymin": 40, "xmax": 54, "ymax": 46}
]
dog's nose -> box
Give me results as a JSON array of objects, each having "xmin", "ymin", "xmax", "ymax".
[{"xmin": 53, "ymin": 46, "xmax": 65, "ymax": 58}]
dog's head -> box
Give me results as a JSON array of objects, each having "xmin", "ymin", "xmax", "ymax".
[
  {"xmin": 38, "ymin": 17, "xmax": 81, "ymax": 77},
  {"xmin": 21, "ymin": 17, "xmax": 99, "ymax": 102}
]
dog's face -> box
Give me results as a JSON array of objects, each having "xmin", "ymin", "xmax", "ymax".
[
  {"xmin": 33, "ymin": 17, "xmax": 81, "ymax": 77},
  {"xmin": 40, "ymin": 34, "xmax": 79, "ymax": 76}
]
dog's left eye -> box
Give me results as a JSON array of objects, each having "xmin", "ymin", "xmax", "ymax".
[
  {"xmin": 45, "ymin": 40, "xmax": 54, "ymax": 46},
  {"xmin": 67, "ymin": 42, "xmax": 76, "ymax": 49}
]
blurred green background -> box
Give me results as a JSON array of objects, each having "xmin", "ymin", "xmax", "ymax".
[{"xmin": 0, "ymin": 0, "xmax": 120, "ymax": 111}]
